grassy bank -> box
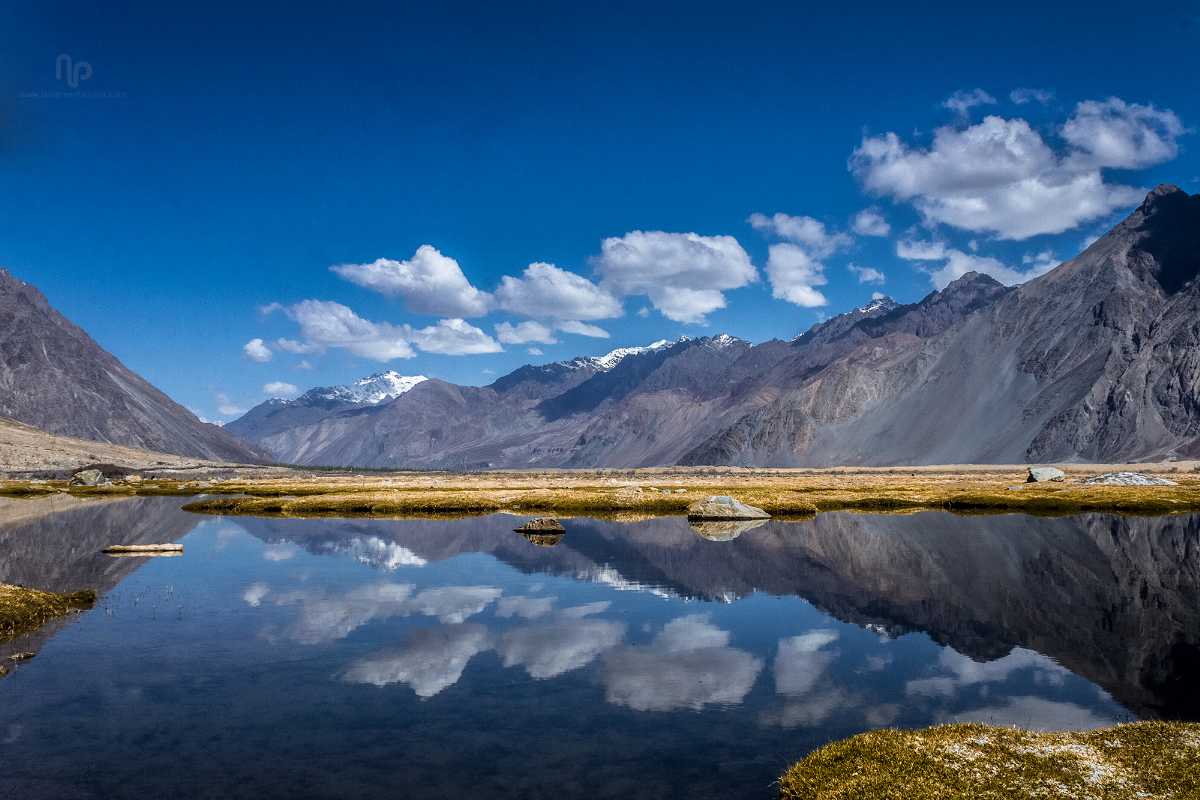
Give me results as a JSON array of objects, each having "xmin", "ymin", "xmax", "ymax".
[
  {"xmin": 779, "ymin": 721, "xmax": 1200, "ymax": 799},
  {"xmin": 0, "ymin": 584, "xmax": 97, "ymax": 641},
  {"xmin": 4, "ymin": 467, "xmax": 1200, "ymax": 517}
]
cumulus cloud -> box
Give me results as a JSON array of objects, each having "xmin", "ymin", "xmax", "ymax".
[
  {"xmin": 215, "ymin": 392, "xmax": 247, "ymax": 417},
  {"xmin": 905, "ymin": 646, "xmax": 1071, "ymax": 700},
  {"xmin": 556, "ymin": 320, "xmax": 610, "ymax": 338},
  {"xmin": 1011, "ymin": 87, "xmax": 1054, "ymax": 105},
  {"xmin": 405, "ymin": 318, "xmax": 502, "ymax": 355},
  {"xmin": 331, "ymin": 245, "xmax": 491, "ymax": 317},
  {"xmin": 763, "ymin": 244, "xmax": 829, "ymax": 307},
  {"xmin": 749, "ymin": 213, "xmax": 852, "ymax": 256},
  {"xmin": 342, "ymin": 624, "xmax": 491, "ymax": 697},
  {"xmin": 850, "ymin": 108, "xmax": 1159, "ymax": 239},
  {"xmin": 494, "ymin": 596, "xmax": 556, "ymax": 620},
  {"xmin": 527, "ymin": 347, "xmax": 543, "ymax": 356},
  {"xmin": 263, "ymin": 381, "xmax": 300, "ymax": 399},
  {"xmin": 495, "ymin": 262, "xmax": 622, "ymax": 321},
  {"xmin": 498, "ymin": 618, "xmax": 625, "ymax": 679},
  {"xmin": 602, "ymin": 614, "xmax": 763, "ymax": 711},
  {"xmin": 943, "ymin": 88, "xmax": 997, "ymax": 115},
  {"xmin": 750, "ymin": 214, "xmax": 852, "ymax": 308},
  {"xmin": 851, "ymin": 208, "xmax": 891, "ymax": 237},
  {"xmin": 898, "ymin": 238, "xmax": 1056, "ymax": 288},
  {"xmin": 593, "ymin": 231, "xmax": 756, "ymax": 324},
  {"xmin": 774, "ymin": 630, "xmax": 839, "ymax": 696},
  {"xmin": 405, "ymin": 586, "xmax": 502, "ymax": 624},
  {"xmin": 242, "ymin": 582, "xmax": 270, "ymax": 607},
  {"xmin": 275, "ymin": 338, "xmax": 321, "ymax": 355},
  {"xmin": 269, "ymin": 300, "xmax": 416, "ymax": 361},
  {"xmin": 243, "ymin": 338, "xmax": 272, "ymax": 363},
  {"xmin": 847, "ymin": 263, "xmax": 886, "ymax": 285},
  {"xmin": 1062, "ymin": 97, "xmax": 1187, "ymax": 170},
  {"xmin": 495, "ymin": 320, "xmax": 558, "ymax": 345}
]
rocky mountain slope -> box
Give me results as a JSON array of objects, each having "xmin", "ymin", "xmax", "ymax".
[
  {"xmin": 0, "ymin": 270, "xmax": 264, "ymax": 463},
  {"xmin": 227, "ymin": 185, "xmax": 1200, "ymax": 468}
]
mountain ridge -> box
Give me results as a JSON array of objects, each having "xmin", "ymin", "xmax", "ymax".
[
  {"xmin": 226, "ymin": 184, "xmax": 1200, "ymax": 468},
  {"xmin": 0, "ymin": 269, "xmax": 265, "ymax": 463}
]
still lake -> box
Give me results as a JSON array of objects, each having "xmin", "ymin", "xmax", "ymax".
[{"xmin": 1, "ymin": 497, "xmax": 1197, "ymax": 798}]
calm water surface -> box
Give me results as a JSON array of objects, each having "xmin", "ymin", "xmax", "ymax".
[{"xmin": 1, "ymin": 497, "xmax": 1197, "ymax": 799}]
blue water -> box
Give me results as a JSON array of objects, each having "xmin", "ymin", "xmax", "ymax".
[{"xmin": 2, "ymin": 499, "xmax": 1196, "ymax": 799}]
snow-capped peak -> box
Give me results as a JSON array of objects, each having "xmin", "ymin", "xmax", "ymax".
[
  {"xmin": 589, "ymin": 338, "xmax": 672, "ymax": 370},
  {"xmin": 302, "ymin": 371, "xmax": 428, "ymax": 405},
  {"xmin": 853, "ymin": 296, "xmax": 896, "ymax": 315}
]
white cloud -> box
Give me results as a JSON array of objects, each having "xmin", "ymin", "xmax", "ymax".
[
  {"xmin": 275, "ymin": 337, "xmax": 321, "ymax": 355},
  {"xmin": 602, "ymin": 615, "xmax": 763, "ymax": 711},
  {"xmin": 749, "ymin": 213, "xmax": 852, "ymax": 256},
  {"xmin": 495, "ymin": 320, "xmax": 558, "ymax": 345},
  {"xmin": 498, "ymin": 618, "xmax": 625, "ymax": 679},
  {"xmin": 593, "ymin": 231, "xmax": 756, "ymax": 324},
  {"xmin": 405, "ymin": 318, "xmax": 503, "ymax": 355},
  {"xmin": 275, "ymin": 582, "xmax": 415, "ymax": 644},
  {"xmin": 851, "ymin": 208, "xmax": 891, "ymax": 237},
  {"xmin": 404, "ymin": 586, "xmax": 502, "ymax": 624},
  {"xmin": 898, "ymin": 238, "xmax": 1057, "ymax": 289},
  {"xmin": 871, "ymin": 291, "xmax": 887, "ymax": 301},
  {"xmin": 262, "ymin": 381, "xmax": 300, "ymax": 399},
  {"xmin": 556, "ymin": 320, "xmax": 610, "ymax": 338},
  {"xmin": 331, "ymin": 245, "xmax": 491, "ymax": 317},
  {"xmin": 242, "ymin": 582, "xmax": 270, "ymax": 607},
  {"xmin": 765, "ymin": 243, "xmax": 829, "ymax": 307},
  {"xmin": 750, "ymin": 214, "xmax": 852, "ymax": 308},
  {"xmin": 243, "ymin": 338, "xmax": 273, "ymax": 363},
  {"xmin": 526, "ymin": 347, "xmax": 544, "ymax": 356},
  {"xmin": 495, "ymin": 262, "xmax": 622, "ymax": 321},
  {"xmin": 273, "ymin": 300, "xmax": 416, "ymax": 361},
  {"xmin": 296, "ymin": 359, "xmax": 314, "ymax": 370},
  {"xmin": 943, "ymin": 88, "xmax": 997, "ymax": 115},
  {"xmin": 494, "ymin": 596, "xmax": 556, "ymax": 620},
  {"xmin": 774, "ymin": 630, "xmax": 839, "ymax": 697},
  {"xmin": 850, "ymin": 112, "xmax": 1150, "ymax": 239},
  {"xmin": 215, "ymin": 392, "xmax": 246, "ymax": 417},
  {"xmin": 848, "ymin": 263, "xmax": 886, "ymax": 285},
  {"xmin": 342, "ymin": 624, "xmax": 491, "ymax": 697},
  {"xmin": 1062, "ymin": 97, "xmax": 1187, "ymax": 170},
  {"xmin": 1011, "ymin": 87, "xmax": 1054, "ymax": 105}
]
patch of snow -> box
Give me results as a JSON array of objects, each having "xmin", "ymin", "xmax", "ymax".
[{"xmin": 301, "ymin": 371, "xmax": 428, "ymax": 405}]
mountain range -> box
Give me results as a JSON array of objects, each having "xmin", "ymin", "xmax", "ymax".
[
  {"xmin": 226, "ymin": 185, "xmax": 1200, "ymax": 468},
  {"xmin": 0, "ymin": 269, "xmax": 263, "ymax": 463}
]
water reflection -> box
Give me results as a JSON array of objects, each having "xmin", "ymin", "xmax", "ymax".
[{"xmin": 1, "ymin": 499, "xmax": 1197, "ymax": 799}]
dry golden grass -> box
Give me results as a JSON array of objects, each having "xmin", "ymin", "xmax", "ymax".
[
  {"xmin": 0, "ymin": 584, "xmax": 96, "ymax": 642},
  {"xmin": 779, "ymin": 721, "xmax": 1200, "ymax": 800},
  {"xmin": 4, "ymin": 466, "xmax": 1199, "ymax": 517}
]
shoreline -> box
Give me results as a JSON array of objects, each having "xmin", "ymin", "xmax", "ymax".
[{"xmin": 2, "ymin": 465, "xmax": 1198, "ymax": 517}]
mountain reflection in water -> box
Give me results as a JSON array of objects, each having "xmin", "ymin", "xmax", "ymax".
[{"xmin": 0, "ymin": 498, "xmax": 1197, "ymax": 799}]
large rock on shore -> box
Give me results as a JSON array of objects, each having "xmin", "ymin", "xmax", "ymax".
[
  {"xmin": 1082, "ymin": 472, "xmax": 1178, "ymax": 486},
  {"xmin": 687, "ymin": 495, "xmax": 771, "ymax": 520},
  {"xmin": 1027, "ymin": 467, "xmax": 1065, "ymax": 483}
]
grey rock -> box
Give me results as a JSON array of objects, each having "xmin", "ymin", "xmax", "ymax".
[
  {"xmin": 1027, "ymin": 467, "xmax": 1066, "ymax": 483},
  {"xmin": 1081, "ymin": 471, "xmax": 1178, "ymax": 486},
  {"xmin": 70, "ymin": 469, "xmax": 108, "ymax": 486},
  {"xmin": 686, "ymin": 495, "xmax": 771, "ymax": 520}
]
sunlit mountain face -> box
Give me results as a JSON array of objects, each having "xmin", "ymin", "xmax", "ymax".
[{"xmin": 2, "ymin": 499, "xmax": 1196, "ymax": 798}]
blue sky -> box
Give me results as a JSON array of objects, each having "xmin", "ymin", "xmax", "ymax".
[{"xmin": 2, "ymin": 1, "xmax": 1198, "ymax": 421}]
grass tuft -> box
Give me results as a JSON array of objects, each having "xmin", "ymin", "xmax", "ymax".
[
  {"xmin": 0, "ymin": 584, "xmax": 97, "ymax": 641},
  {"xmin": 778, "ymin": 721, "xmax": 1200, "ymax": 800}
]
